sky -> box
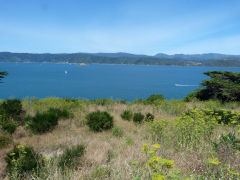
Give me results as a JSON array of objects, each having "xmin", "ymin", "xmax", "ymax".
[{"xmin": 0, "ymin": 0, "xmax": 240, "ymax": 55}]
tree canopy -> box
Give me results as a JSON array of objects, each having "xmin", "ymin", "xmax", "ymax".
[
  {"xmin": 0, "ymin": 71, "xmax": 8, "ymax": 83},
  {"xmin": 185, "ymin": 71, "xmax": 240, "ymax": 102}
]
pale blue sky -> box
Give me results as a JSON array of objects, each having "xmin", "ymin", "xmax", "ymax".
[{"xmin": 0, "ymin": 0, "xmax": 240, "ymax": 55}]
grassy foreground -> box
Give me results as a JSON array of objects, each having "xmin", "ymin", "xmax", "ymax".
[{"xmin": 0, "ymin": 97, "xmax": 240, "ymax": 179}]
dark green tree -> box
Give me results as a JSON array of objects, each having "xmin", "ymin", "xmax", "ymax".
[
  {"xmin": 0, "ymin": 71, "xmax": 8, "ymax": 83},
  {"xmin": 185, "ymin": 71, "xmax": 240, "ymax": 102}
]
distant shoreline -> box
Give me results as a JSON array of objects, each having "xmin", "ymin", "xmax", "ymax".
[{"xmin": 0, "ymin": 61, "xmax": 240, "ymax": 68}]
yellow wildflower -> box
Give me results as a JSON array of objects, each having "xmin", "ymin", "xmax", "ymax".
[
  {"xmin": 206, "ymin": 158, "xmax": 221, "ymax": 166},
  {"xmin": 228, "ymin": 169, "xmax": 239, "ymax": 176},
  {"xmin": 152, "ymin": 173, "xmax": 165, "ymax": 180},
  {"xmin": 141, "ymin": 144, "xmax": 149, "ymax": 153},
  {"xmin": 152, "ymin": 144, "xmax": 160, "ymax": 149},
  {"xmin": 10, "ymin": 153, "xmax": 16, "ymax": 156}
]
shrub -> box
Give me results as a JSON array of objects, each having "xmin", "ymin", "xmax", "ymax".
[
  {"xmin": 0, "ymin": 99, "xmax": 23, "ymax": 121},
  {"xmin": 120, "ymin": 110, "xmax": 133, "ymax": 121},
  {"xmin": 28, "ymin": 110, "xmax": 59, "ymax": 134},
  {"xmin": 176, "ymin": 108, "xmax": 218, "ymax": 148},
  {"xmin": 58, "ymin": 144, "xmax": 85, "ymax": 171},
  {"xmin": 0, "ymin": 113, "xmax": 18, "ymax": 134},
  {"xmin": 144, "ymin": 94, "xmax": 165, "ymax": 105},
  {"xmin": 86, "ymin": 111, "xmax": 114, "ymax": 132},
  {"xmin": 203, "ymin": 109, "xmax": 240, "ymax": 125},
  {"xmin": 48, "ymin": 108, "xmax": 72, "ymax": 119},
  {"xmin": 112, "ymin": 126, "xmax": 123, "ymax": 137},
  {"xmin": 147, "ymin": 119, "xmax": 169, "ymax": 142},
  {"xmin": 145, "ymin": 113, "xmax": 154, "ymax": 122},
  {"xmin": 133, "ymin": 112, "xmax": 144, "ymax": 123},
  {"xmin": 5, "ymin": 144, "xmax": 45, "ymax": 177},
  {"xmin": 0, "ymin": 135, "xmax": 12, "ymax": 149}
]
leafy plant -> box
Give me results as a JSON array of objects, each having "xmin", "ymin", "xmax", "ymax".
[
  {"xmin": 176, "ymin": 108, "xmax": 218, "ymax": 148},
  {"xmin": 145, "ymin": 112, "xmax": 154, "ymax": 122},
  {"xmin": 5, "ymin": 144, "xmax": 45, "ymax": 178},
  {"xmin": 144, "ymin": 94, "xmax": 165, "ymax": 105},
  {"xmin": 58, "ymin": 144, "xmax": 85, "ymax": 171},
  {"xmin": 0, "ymin": 114, "xmax": 18, "ymax": 134},
  {"xmin": 112, "ymin": 126, "xmax": 123, "ymax": 137},
  {"xmin": 133, "ymin": 112, "xmax": 144, "ymax": 123},
  {"xmin": 28, "ymin": 110, "xmax": 59, "ymax": 134},
  {"xmin": 86, "ymin": 111, "xmax": 114, "ymax": 132},
  {"xmin": 0, "ymin": 99, "xmax": 24, "ymax": 122},
  {"xmin": 120, "ymin": 110, "xmax": 133, "ymax": 121}
]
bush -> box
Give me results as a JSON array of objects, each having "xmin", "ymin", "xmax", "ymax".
[
  {"xmin": 58, "ymin": 144, "xmax": 85, "ymax": 171},
  {"xmin": 86, "ymin": 111, "xmax": 114, "ymax": 132},
  {"xmin": 0, "ymin": 113, "xmax": 18, "ymax": 134},
  {"xmin": 144, "ymin": 94, "xmax": 165, "ymax": 105},
  {"xmin": 145, "ymin": 113, "xmax": 154, "ymax": 122},
  {"xmin": 0, "ymin": 99, "xmax": 23, "ymax": 121},
  {"xmin": 28, "ymin": 111, "xmax": 59, "ymax": 134},
  {"xmin": 0, "ymin": 135, "xmax": 12, "ymax": 149},
  {"xmin": 203, "ymin": 109, "xmax": 240, "ymax": 125},
  {"xmin": 112, "ymin": 126, "xmax": 123, "ymax": 137},
  {"xmin": 48, "ymin": 108, "xmax": 72, "ymax": 119},
  {"xmin": 176, "ymin": 108, "xmax": 218, "ymax": 148},
  {"xmin": 120, "ymin": 110, "xmax": 133, "ymax": 121},
  {"xmin": 133, "ymin": 112, "xmax": 145, "ymax": 123},
  {"xmin": 5, "ymin": 144, "xmax": 45, "ymax": 177}
]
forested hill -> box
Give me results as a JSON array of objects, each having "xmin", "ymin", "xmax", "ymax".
[{"xmin": 1, "ymin": 52, "xmax": 240, "ymax": 67}]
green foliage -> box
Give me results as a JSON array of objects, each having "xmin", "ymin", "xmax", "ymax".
[
  {"xmin": 120, "ymin": 110, "xmax": 133, "ymax": 121},
  {"xmin": 145, "ymin": 112, "xmax": 154, "ymax": 122},
  {"xmin": 112, "ymin": 126, "xmax": 123, "ymax": 137},
  {"xmin": 91, "ymin": 166, "xmax": 111, "ymax": 179},
  {"xmin": 86, "ymin": 111, "xmax": 114, "ymax": 132},
  {"xmin": 0, "ymin": 113, "xmax": 18, "ymax": 134},
  {"xmin": 0, "ymin": 135, "xmax": 12, "ymax": 149},
  {"xmin": 187, "ymin": 71, "xmax": 240, "ymax": 102},
  {"xmin": 130, "ymin": 143, "xmax": 181, "ymax": 179},
  {"xmin": 144, "ymin": 94, "xmax": 165, "ymax": 105},
  {"xmin": 28, "ymin": 110, "xmax": 59, "ymax": 134},
  {"xmin": 28, "ymin": 108, "xmax": 71, "ymax": 134},
  {"xmin": 212, "ymin": 133, "xmax": 240, "ymax": 162},
  {"xmin": 176, "ymin": 108, "xmax": 218, "ymax": 148},
  {"xmin": 0, "ymin": 71, "xmax": 8, "ymax": 82},
  {"xmin": 147, "ymin": 119, "xmax": 169, "ymax": 142},
  {"xmin": 133, "ymin": 112, "xmax": 144, "ymax": 123},
  {"xmin": 0, "ymin": 99, "xmax": 24, "ymax": 123},
  {"xmin": 203, "ymin": 109, "xmax": 240, "ymax": 125},
  {"xmin": 48, "ymin": 108, "xmax": 72, "ymax": 119},
  {"xmin": 5, "ymin": 144, "xmax": 45, "ymax": 177},
  {"xmin": 58, "ymin": 144, "xmax": 85, "ymax": 171}
]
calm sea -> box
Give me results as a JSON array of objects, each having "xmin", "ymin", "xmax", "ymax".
[{"xmin": 0, "ymin": 62, "xmax": 239, "ymax": 100}]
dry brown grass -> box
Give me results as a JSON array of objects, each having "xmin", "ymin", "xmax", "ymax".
[{"xmin": 0, "ymin": 101, "xmax": 239, "ymax": 179}]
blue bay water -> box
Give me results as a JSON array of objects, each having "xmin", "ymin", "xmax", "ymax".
[{"xmin": 0, "ymin": 62, "xmax": 239, "ymax": 100}]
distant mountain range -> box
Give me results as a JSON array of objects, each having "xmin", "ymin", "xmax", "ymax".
[{"xmin": 0, "ymin": 52, "xmax": 240, "ymax": 67}]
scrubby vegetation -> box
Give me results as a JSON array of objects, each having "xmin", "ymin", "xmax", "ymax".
[
  {"xmin": 120, "ymin": 109, "xmax": 133, "ymax": 121},
  {"xmin": 58, "ymin": 144, "xmax": 85, "ymax": 171},
  {"xmin": 86, "ymin": 111, "xmax": 114, "ymax": 132},
  {"xmin": 1, "ymin": 69, "xmax": 240, "ymax": 179}
]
